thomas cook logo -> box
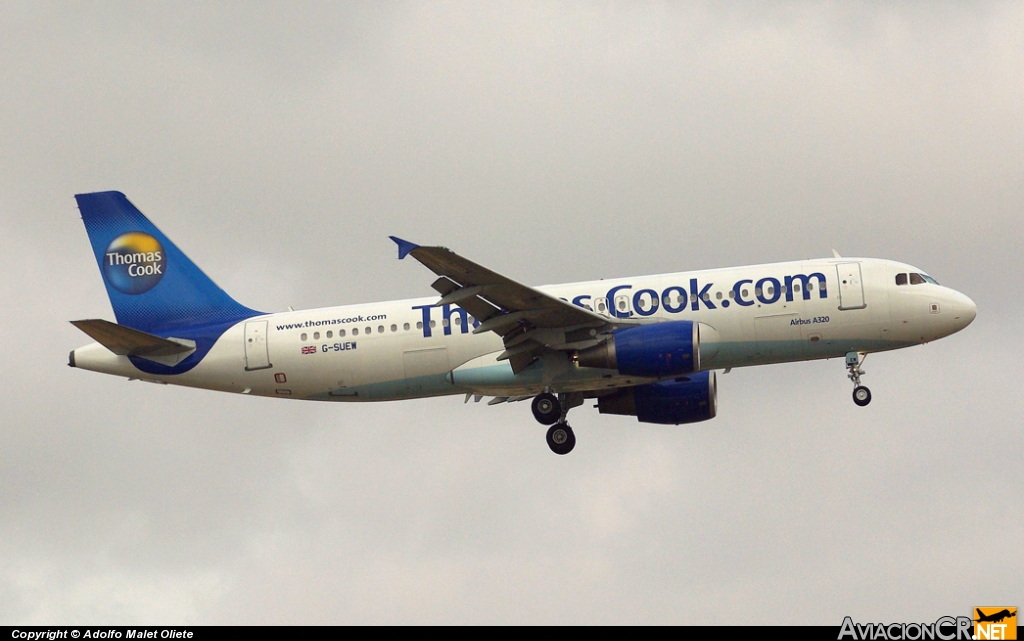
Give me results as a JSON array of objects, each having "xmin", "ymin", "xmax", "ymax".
[
  {"xmin": 102, "ymin": 232, "xmax": 166, "ymax": 295},
  {"xmin": 974, "ymin": 607, "xmax": 1016, "ymax": 640}
]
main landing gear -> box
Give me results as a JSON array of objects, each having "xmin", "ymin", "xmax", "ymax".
[
  {"xmin": 846, "ymin": 351, "xmax": 872, "ymax": 407},
  {"xmin": 531, "ymin": 392, "xmax": 561, "ymax": 425},
  {"xmin": 546, "ymin": 423, "xmax": 576, "ymax": 456},
  {"xmin": 532, "ymin": 391, "xmax": 583, "ymax": 455}
]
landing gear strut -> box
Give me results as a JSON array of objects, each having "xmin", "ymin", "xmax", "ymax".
[
  {"xmin": 534, "ymin": 391, "xmax": 583, "ymax": 454},
  {"xmin": 846, "ymin": 351, "xmax": 871, "ymax": 407}
]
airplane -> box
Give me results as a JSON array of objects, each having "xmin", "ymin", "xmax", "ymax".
[
  {"xmin": 975, "ymin": 609, "xmax": 1016, "ymax": 624},
  {"xmin": 68, "ymin": 191, "xmax": 977, "ymax": 455}
]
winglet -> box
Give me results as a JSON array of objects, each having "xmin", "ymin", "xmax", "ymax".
[{"xmin": 389, "ymin": 236, "xmax": 419, "ymax": 260}]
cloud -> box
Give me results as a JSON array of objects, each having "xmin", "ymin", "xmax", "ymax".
[{"xmin": 1, "ymin": 1, "xmax": 1021, "ymax": 624}]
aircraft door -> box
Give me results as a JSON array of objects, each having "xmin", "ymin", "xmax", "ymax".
[
  {"xmin": 836, "ymin": 262, "xmax": 866, "ymax": 310},
  {"xmin": 244, "ymin": 320, "xmax": 272, "ymax": 371},
  {"xmin": 614, "ymin": 294, "xmax": 632, "ymax": 317}
]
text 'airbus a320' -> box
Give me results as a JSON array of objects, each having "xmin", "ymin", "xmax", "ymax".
[{"xmin": 69, "ymin": 192, "xmax": 976, "ymax": 454}]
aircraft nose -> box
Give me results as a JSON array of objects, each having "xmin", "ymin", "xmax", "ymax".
[{"xmin": 951, "ymin": 290, "xmax": 977, "ymax": 330}]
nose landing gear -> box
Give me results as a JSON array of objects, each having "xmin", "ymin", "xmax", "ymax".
[{"xmin": 846, "ymin": 351, "xmax": 871, "ymax": 407}]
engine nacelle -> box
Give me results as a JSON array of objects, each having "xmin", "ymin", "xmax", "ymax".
[
  {"xmin": 598, "ymin": 371, "xmax": 718, "ymax": 425},
  {"xmin": 577, "ymin": 321, "xmax": 719, "ymax": 377}
]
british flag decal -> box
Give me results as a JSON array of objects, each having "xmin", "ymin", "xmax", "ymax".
[{"xmin": 301, "ymin": 345, "xmax": 316, "ymax": 355}]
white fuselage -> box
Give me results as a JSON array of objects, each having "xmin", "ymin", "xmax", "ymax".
[{"xmin": 72, "ymin": 257, "xmax": 976, "ymax": 401}]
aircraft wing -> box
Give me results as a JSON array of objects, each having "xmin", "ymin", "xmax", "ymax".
[{"xmin": 391, "ymin": 237, "xmax": 632, "ymax": 373}]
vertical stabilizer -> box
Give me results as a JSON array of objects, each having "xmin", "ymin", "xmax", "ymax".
[{"xmin": 75, "ymin": 191, "xmax": 262, "ymax": 333}]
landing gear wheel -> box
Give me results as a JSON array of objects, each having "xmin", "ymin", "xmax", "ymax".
[
  {"xmin": 546, "ymin": 423, "xmax": 576, "ymax": 455},
  {"xmin": 853, "ymin": 386, "xmax": 872, "ymax": 407},
  {"xmin": 532, "ymin": 393, "xmax": 561, "ymax": 425}
]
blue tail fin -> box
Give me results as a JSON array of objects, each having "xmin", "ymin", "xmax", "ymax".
[{"xmin": 76, "ymin": 191, "xmax": 262, "ymax": 333}]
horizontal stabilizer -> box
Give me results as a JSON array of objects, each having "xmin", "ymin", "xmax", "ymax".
[{"xmin": 70, "ymin": 319, "xmax": 196, "ymax": 358}]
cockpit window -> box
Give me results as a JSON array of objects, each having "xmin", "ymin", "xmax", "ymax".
[
  {"xmin": 921, "ymin": 274, "xmax": 939, "ymax": 285},
  {"xmin": 909, "ymin": 273, "xmax": 926, "ymax": 285},
  {"xmin": 896, "ymin": 273, "xmax": 908, "ymax": 286}
]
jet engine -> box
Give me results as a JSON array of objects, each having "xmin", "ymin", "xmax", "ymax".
[
  {"xmin": 597, "ymin": 371, "xmax": 718, "ymax": 425},
  {"xmin": 576, "ymin": 321, "xmax": 719, "ymax": 377}
]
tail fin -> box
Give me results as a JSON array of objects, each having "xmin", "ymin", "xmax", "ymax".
[{"xmin": 75, "ymin": 191, "xmax": 262, "ymax": 333}]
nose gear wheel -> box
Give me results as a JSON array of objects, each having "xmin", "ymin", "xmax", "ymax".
[{"xmin": 846, "ymin": 352, "xmax": 871, "ymax": 406}]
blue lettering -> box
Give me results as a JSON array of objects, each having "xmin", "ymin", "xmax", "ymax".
[
  {"xmin": 732, "ymin": 279, "xmax": 754, "ymax": 307},
  {"xmin": 443, "ymin": 304, "xmax": 469, "ymax": 335},
  {"xmin": 784, "ymin": 273, "xmax": 828, "ymax": 301},
  {"xmin": 690, "ymin": 278, "xmax": 716, "ymax": 311},
  {"xmin": 632, "ymin": 288, "xmax": 660, "ymax": 317},
  {"xmin": 572, "ymin": 294, "xmax": 592, "ymax": 311},
  {"xmin": 606, "ymin": 284, "xmax": 633, "ymax": 318},
  {"xmin": 661, "ymin": 286, "xmax": 687, "ymax": 314},
  {"xmin": 412, "ymin": 304, "xmax": 433, "ymax": 337},
  {"xmin": 756, "ymin": 277, "xmax": 781, "ymax": 304}
]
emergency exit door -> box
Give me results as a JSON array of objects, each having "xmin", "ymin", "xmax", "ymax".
[{"xmin": 244, "ymin": 320, "xmax": 272, "ymax": 370}]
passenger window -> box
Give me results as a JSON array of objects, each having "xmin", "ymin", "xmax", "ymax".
[
  {"xmin": 453, "ymin": 317, "xmax": 461, "ymax": 326},
  {"xmin": 755, "ymin": 287, "xmax": 762, "ymax": 297},
  {"xmin": 301, "ymin": 333, "xmax": 307, "ymax": 341},
  {"xmin": 765, "ymin": 286, "xmax": 774, "ymax": 296},
  {"xmin": 378, "ymin": 325, "xmax": 385, "ymax": 333},
  {"xmin": 365, "ymin": 327, "xmax": 372, "ymax": 334},
  {"xmin": 327, "ymin": 331, "xmax": 333, "ymax": 339},
  {"xmin": 339, "ymin": 329, "xmax": 346, "ymax": 337},
  {"xmin": 910, "ymin": 273, "xmax": 926, "ymax": 285},
  {"xmin": 391, "ymin": 324, "xmax": 397, "ymax": 332},
  {"xmin": 728, "ymin": 290, "xmax": 735, "ymax": 299},
  {"xmin": 442, "ymin": 319, "xmax": 449, "ymax": 327},
  {"xmin": 352, "ymin": 328, "xmax": 358, "ymax": 336},
  {"xmin": 403, "ymin": 323, "xmax": 410, "ymax": 331},
  {"xmin": 313, "ymin": 332, "xmax": 320, "ymax": 340},
  {"xmin": 896, "ymin": 273, "xmax": 908, "ymax": 286},
  {"xmin": 793, "ymin": 284, "xmax": 800, "ymax": 293},
  {"xmin": 715, "ymin": 291, "xmax": 723, "ymax": 300},
  {"xmin": 429, "ymin": 320, "xmax": 436, "ymax": 328},
  {"xmin": 416, "ymin": 322, "xmax": 423, "ymax": 330},
  {"xmin": 807, "ymin": 282, "xmax": 814, "ymax": 291}
]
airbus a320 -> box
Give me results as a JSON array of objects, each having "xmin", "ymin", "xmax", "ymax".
[{"xmin": 69, "ymin": 192, "xmax": 977, "ymax": 454}]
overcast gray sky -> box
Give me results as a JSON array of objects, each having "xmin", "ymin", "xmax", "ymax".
[{"xmin": 1, "ymin": 1, "xmax": 1021, "ymax": 624}]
